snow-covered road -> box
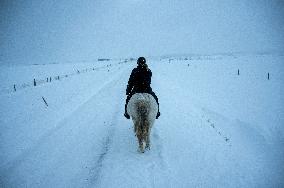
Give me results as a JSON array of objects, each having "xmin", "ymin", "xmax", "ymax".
[{"xmin": 1, "ymin": 55, "xmax": 283, "ymax": 187}]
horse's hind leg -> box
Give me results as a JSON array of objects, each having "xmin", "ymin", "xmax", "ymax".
[
  {"xmin": 135, "ymin": 122, "xmax": 144, "ymax": 153},
  {"xmin": 145, "ymin": 122, "xmax": 151, "ymax": 150},
  {"xmin": 138, "ymin": 136, "xmax": 144, "ymax": 153},
  {"xmin": 137, "ymin": 133, "xmax": 144, "ymax": 153},
  {"xmin": 145, "ymin": 136, "xmax": 150, "ymax": 150}
]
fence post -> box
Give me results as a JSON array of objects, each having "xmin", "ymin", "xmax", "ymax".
[
  {"xmin": 238, "ymin": 69, "xmax": 240, "ymax": 75},
  {"xmin": 14, "ymin": 84, "xmax": 16, "ymax": 92},
  {"xmin": 42, "ymin": 97, "xmax": 48, "ymax": 107},
  {"xmin": 34, "ymin": 79, "xmax": 36, "ymax": 86},
  {"xmin": 268, "ymin": 73, "xmax": 270, "ymax": 80},
  {"xmin": 50, "ymin": 77, "xmax": 52, "ymax": 82}
]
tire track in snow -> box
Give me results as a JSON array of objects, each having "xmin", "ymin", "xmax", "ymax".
[
  {"xmin": 147, "ymin": 128, "xmax": 173, "ymax": 188},
  {"xmin": 88, "ymin": 107, "xmax": 120, "ymax": 186},
  {"xmin": 87, "ymin": 69, "xmax": 128, "ymax": 187}
]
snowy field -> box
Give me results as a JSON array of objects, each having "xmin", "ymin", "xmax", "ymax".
[{"xmin": 0, "ymin": 54, "xmax": 283, "ymax": 187}]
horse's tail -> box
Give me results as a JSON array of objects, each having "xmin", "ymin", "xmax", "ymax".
[
  {"xmin": 135, "ymin": 100, "xmax": 150, "ymax": 136},
  {"xmin": 137, "ymin": 101, "xmax": 148, "ymax": 120}
]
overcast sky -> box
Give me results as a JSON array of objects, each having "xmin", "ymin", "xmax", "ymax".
[{"xmin": 1, "ymin": 0, "xmax": 284, "ymax": 64}]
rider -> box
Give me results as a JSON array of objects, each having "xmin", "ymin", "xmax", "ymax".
[{"xmin": 124, "ymin": 57, "xmax": 160, "ymax": 119}]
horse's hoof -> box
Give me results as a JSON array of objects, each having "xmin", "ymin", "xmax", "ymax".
[
  {"xmin": 138, "ymin": 147, "xmax": 145, "ymax": 153},
  {"xmin": 138, "ymin": 149, "xmax": 145, "ymax": 153},
  {"xmin": 145, "ymin": 145, "xmax": 151, "ymax": 150}
]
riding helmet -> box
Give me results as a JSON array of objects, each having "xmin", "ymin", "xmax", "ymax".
[{"xmin": 137, "ymin": 57, "xmax": 146, "ymax": 66}]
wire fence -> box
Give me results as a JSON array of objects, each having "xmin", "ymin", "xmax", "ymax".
[{"xmin": 1, "ymin": 60, "xmax": 129, "ymax": 94}]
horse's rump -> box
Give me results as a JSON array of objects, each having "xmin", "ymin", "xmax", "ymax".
[{"xmin": 127, "ymin": 93, "xmax": 158, "ymax": 122}]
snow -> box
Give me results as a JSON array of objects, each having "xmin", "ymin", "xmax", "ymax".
[{"xmin": 0, "ymin": 54, "xmax": 283, "ymax": 187}]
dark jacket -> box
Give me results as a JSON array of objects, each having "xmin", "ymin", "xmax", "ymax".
[{"xmin": 126, "ymin": 65, "xmax": 153, "ymax": 95}]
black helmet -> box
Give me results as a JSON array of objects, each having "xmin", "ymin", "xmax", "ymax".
[{"xmin": 137, "ymin": 57, "xmax": 146, "ymax": 66}]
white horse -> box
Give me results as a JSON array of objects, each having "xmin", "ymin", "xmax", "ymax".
[{"xmin": 127, "ymin": 93, "xmax": 158, "ymax": 153}]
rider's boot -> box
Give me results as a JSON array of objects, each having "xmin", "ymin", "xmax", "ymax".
[
  {"xmin": 156, "ymin": 104, "xmax": 160, "ymax": 119},
  {"xmin": 124, "ymin": 103, "xmax": 130, "ymax": 119}
]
